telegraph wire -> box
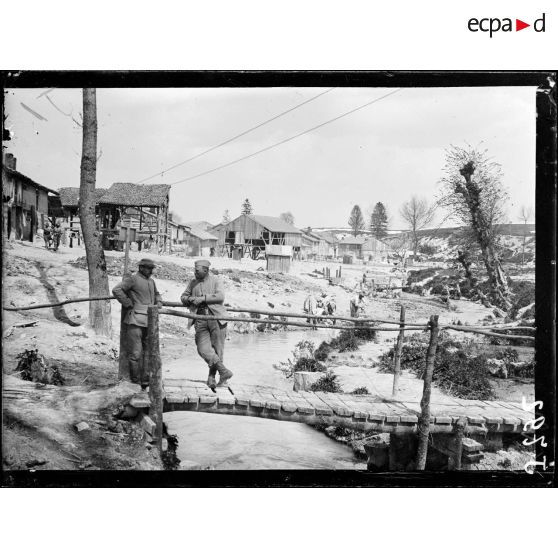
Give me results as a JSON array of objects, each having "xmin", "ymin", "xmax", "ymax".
[
  {"xmin": 137, "ymin": 87, "xmax": 336, "ymax": 183},
  {"xmin": 168, "ymin": 89, "xmax": 402, "ymax": 186}
]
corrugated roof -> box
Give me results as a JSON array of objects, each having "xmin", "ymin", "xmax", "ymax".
[
  {"xmin": 249, "ymin": 214, "xmax": 301, "ymax": 234},
  {"xmin": 100, "ymin": 183, "xmax": 170, "ymax": 207},
  {"xmin": 58, "ymin": 187, "xmax": 108, "ymax": 208}
]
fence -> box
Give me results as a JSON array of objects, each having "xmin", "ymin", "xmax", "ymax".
[{"xmin": 4, "ymin": 296, "xmax": 535, "ymax": 470}]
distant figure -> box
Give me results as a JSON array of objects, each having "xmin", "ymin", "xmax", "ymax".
[
  {"xmin": 112, "ymin": 258, "xmax": 163, "ymax": 388},
  {"xmin": 320, "ymin": 292, "xmax": 337, "ymax": 325},
  {"xmin": 350, "ymin": 292, "xmax": 365, "ymax": 318},
  {"xmin": 52, "ymin": 222, "xmax": 62, "ymax": 251},
  {"xmin": 303, "ymin": 292, "xmax": 318, "ymax": 327},
  {"xmin": 181, "ymin": 260, "xmax": 232, "ymax": 389},
  {"xmin": 43, "ymin": 222, "xmax": 52, "ymax": 249}
]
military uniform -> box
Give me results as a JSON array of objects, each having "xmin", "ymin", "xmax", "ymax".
[
  {"xmin": 113, "ymin": 261, "xmax": 162, "ymax": 386},
  {"xmin": 181, "ymin": 272, "xmax": 228, "ymax": 366}
]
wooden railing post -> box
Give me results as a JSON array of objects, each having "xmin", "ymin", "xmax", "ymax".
[
  {"xmin": 415, "ymin": 314, "xmax": 440, "ymax": 470},
  {"xmin": 118, "ymin": 307, "xmax": 129, "ymax": 380},
  {"xmin": 147, "ymin": 305, "xmax": 163, "ymax": 451},
  {"xmin": 391, "ymin": 304, "xmax": 406, "ymax": 396}
]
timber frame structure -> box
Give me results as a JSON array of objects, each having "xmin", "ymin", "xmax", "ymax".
[
  {"xmin": 214, "ymin": 214, "xmax": 302, "ymax": 259},
  {"xmin": 57, "ymin": 183, "xmax": 172, "ymax": 253}
]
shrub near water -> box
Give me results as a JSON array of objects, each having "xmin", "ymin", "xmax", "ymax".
[{"xmin": 378, "ymin": 333, "xmax": 495, "ymax": 400}]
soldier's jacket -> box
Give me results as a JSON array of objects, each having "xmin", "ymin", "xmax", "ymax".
[
  {"xmin": 112, "ymin": 272, "xmax": 162, "ymax": 327},
  {"xmin": 180, "ymin": 273, "xmax": 228, "ymax": 329}
]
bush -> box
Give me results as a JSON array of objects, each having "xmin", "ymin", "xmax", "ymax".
[
  {"xmin": 330, "ymin": 330, "xmax": 360, "ymax": 352},
  {"xmin": 314, "ymin": 341, "xmax": 333, "ymax": 361},
  {"xmin": 310, "ymin": 371, "xmax": 342, "ymax": 393},
  {"xmin": 509, "ymin": 280, "xmax": 535, "ymax": 319},
  {"xmin": 433, "ymin": 349, "xmax": 495, "ymax": 400},
  {"xmin": 15, "ymin": 349, "xmax": 65, "ymax": 385},
  {"xmin": 354, "ymin": 324, "xmax": 378, "ymax": 342},
  {"xmin": 418, "ymin": 243, "xmax": 439, "ymax": 256},
  {"xmin": 494, "ymin": 347, "xmax": 519, "ymax": 365},
  {"xmin": 377, "ymin": 333, "xmax": 495, "ymax": 399},
  {"xmin": 508, "ymin": 359, "xmax": 535, "ymax": 379},
  {"xmin": 293, "ymin": 357, "xmax": 326, "ymax": 373},
  {"xmin": 378, "ymin": 333, "xmax": 429, "ymax": 374},
  {"xmin": 351, "ymin": 386, "xmax": 370, "ymax": 395}
]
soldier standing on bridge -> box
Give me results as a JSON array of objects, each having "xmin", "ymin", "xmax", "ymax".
[
  {"xmin": 112, "ymin": 258, "xmax": 163, "ymax": 388},
  {"xmin": 181, "ymin": 260, "xmax": 233, "ymax": 389}
]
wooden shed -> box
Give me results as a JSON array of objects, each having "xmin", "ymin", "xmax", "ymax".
[
  {"xmin": 219, "ymin": 214, "xmax": 302, "ymax": 259},
  {"xmin": 98, "ymin": 182, "xmax": 171, "ymax": 252}
]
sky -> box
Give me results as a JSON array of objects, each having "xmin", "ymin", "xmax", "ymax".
[{"xmin": 3, "ymin": 86, "xmax": 536, "ymax": 229}]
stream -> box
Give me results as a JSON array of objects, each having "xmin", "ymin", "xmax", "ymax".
[{"xmin": 162, "ymin": 329, "xmax": 365, "ymax": 470}]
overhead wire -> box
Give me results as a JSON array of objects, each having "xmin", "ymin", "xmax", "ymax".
[
  {"xmin": 136, "ymin": 87, "xmax": 336, "ymax": 183},
  {"xmin": 166, "ymin": 88, "xmax": 402, "ymax": 186}
]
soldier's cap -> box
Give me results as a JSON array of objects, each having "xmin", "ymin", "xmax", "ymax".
[
  {"xmin": 138, "ymin": 258, "xmax": 156, "ymax": 268},
  {"xmin": 195, "ymin": 259, "xmax": 211, "ymax": 268}
]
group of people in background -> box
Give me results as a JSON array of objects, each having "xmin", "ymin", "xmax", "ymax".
[
  {"xmin": 41, "ymin": 220, "xmax": 80, "ymax": 251},
  {"xmin": 303, "ymin": 291, "xmax": 337, "ymax": 327}
]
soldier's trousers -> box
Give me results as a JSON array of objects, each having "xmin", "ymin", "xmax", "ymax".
[
  {"xmin": 127, "ymin": 324, "xmax": 149, "ymax": 386},
  {"xmin": 194, "ymin": 319, "xmax": 227, "ymax": 367}
]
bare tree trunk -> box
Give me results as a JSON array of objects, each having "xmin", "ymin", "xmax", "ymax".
[
  {"xmin": 79, "ymin": 88, "xmax": 112, "ymax": 337},
  {"xmin": 416, "ymin": 314, "xmax": 440, "ymax": 470},
  {"xmin": 458, "ymin": 168, "xmax": 510, "ymax": 309}
]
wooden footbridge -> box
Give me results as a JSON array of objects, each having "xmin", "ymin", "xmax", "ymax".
[
  {"xmin": 6, "ymin": 295, "xmax": 537, "ymax": 471},
  {"xmin": 130, "ymin": 379, "xmax": 535, "ymax": 434}
]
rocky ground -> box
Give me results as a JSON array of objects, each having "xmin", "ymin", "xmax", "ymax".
[{"xmin": 2, "ymin": 239, "xmax": 536, "ymax": 472}]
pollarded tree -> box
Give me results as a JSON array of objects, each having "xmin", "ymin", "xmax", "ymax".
[
  {"xmin": 79, "ymin": 88, "xmax": 112, "ymax": 336},
  {"xmin": 370, "ymin": 202, "xmax": 389, "ymax": 239},
  {"xmin": 400, "ymin": 196, "xmax": 435, "ymax": 256},
  {"xmin": 439, "ymin": 145, "xmax": 510, "ymax": 309},
  {"xmin": 348, "ymin": 205, "xmax": 365, "ymax": 237},
  {"xmin": 241, "ymin": 198, "xmax": 253, "ymax": 215},
  {"xmin": 279, "ymin": 211, "xmax": 295, "ymax": 225}
]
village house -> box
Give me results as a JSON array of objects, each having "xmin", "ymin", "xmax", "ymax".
[
  {"xmin": 337, "ymin": 234, "xmax": 365, "ymax": 260},
  {"xmin": 300, "ymin": 227, "xmax": 336, "ymax": 259},
  {"xmin": 2, "ymin": 153, "xmax": 59, "ymax": 242},
  {"xmin": 182, "ymin": 222, "xmax": 218, "ymax": 257},
  {"xmin": 216, "ymin": 214, "xmax": 302, "ymax": 259},
  {"xmin": 361, "ymin": 236, "xmax": 389, "ymax": 262}
]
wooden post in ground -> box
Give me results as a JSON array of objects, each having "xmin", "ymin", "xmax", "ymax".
[
  {"xmin": 448, "ymin": 417, "xmax": 466, "ymax": 470},
  {"xmin": 146, "ymin": 305, "xmax": 163, "ymax": 451},
  {"xmin": 123, "ymin": 224, "xmax": 130, "ymax": 275},
  {"xmin": 118, "ymin": 307, "xmax": 129, "ymax": 380},
  {"xmin": 415, "ymin": 314, "xmax": 440, "ymax": 470},
  {"xmin": 391, "ymin": 304, "xmax": 406, "ymax": 396}
]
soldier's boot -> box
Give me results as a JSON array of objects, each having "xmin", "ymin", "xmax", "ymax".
[
  {"xmin": 215, "ymin": 361, "xmax": 233, "ymax": 387},
  {"xmin": 207, "ymin": 364, "xmax": 217, "ymax": 388},
  {"xmin": 129, "ymin": 360, "xmax": 141, "ymax": 385}
]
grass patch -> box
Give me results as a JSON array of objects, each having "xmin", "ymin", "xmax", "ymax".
[{"xmin": 310, "ymin": 370, "xmax": 342, "ymax": 393}]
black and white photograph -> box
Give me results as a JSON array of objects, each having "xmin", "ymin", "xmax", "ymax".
[{"xmin": 1, "ymin": 73, "xmax": 555, "ymax": 485}]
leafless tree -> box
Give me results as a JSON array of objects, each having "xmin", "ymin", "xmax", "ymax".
[
  {"xmin": 387, "ymin": 233, "xmax": 411, "ymax": 265},
  {"xmin": 518, "ymin": 205, "xmax": 534, "ymax": 267},
  {"xmin": 79, "ymin": 88, "xmax": 112, "ymax": 336},
  {"xmin": 439, "ymin": 145, "xmax": 510, "ymax": 309},
  {"xmin": 279, "ymin": 211, "xmax": 295, "ymax": 225},
  {"xmin": 400, "ymin": 196, "xmax": 435, "ymax": 256}
]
